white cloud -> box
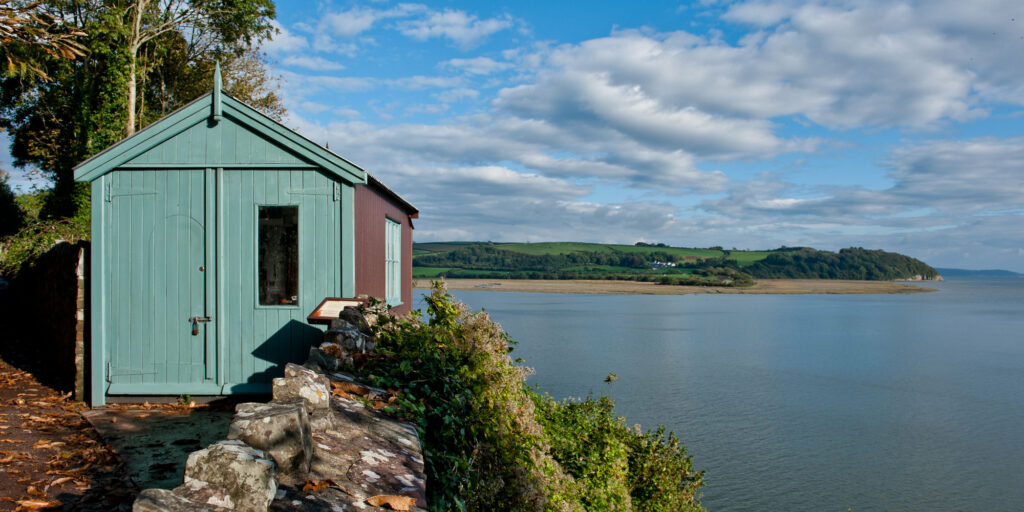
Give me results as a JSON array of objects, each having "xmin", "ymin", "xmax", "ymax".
[
  {"xmin": 435, "ymin": 88, "xmax": 479, "ymax": 103},
  {"xmin": 332, "ymin": 107, "xmax": 361, "ymax": 120},
  {"xmin": 299, "ymin": 101, "xmax": 332, "ymax": 114},
  {"xmin": 391, "ymin": 75, "xmax": 463, "ymax": 90},
  {"xmin": 267, "ymin": 2, "xmax": 1024, "ymax": 270},
  {"xmin": 398, "ymin": 10, "xmax": 514, "ymax": 49},
  {"xmin": 406, "ymin": 103, "xmax": 449, "ymax": 115},
  {"xmin": 281, "ymin": 55, "xmax": 345, "ymax": 71},
  {"xmin": 264, "ymin": 20, "xmax": 308, "ymax": 54},
  {"xmin": 321, "ymin": 7, "xmax": 380, "ymax": 38},
  {"xmin": 442, "ymin": 57, "xmax": 512, "ymax": 75},
  {"xmin": 701, "ymin": 137, "xmax": 1024, "ymax": 243},
  {"xmin": 319, "ymin": 4, "xmax": 427, "ymax": 38}
]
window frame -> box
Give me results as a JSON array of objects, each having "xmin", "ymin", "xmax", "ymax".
[
  {"xmin": 385, "ymin": 217, "xmax": 402, "ymax": 307},
  {"xmin": 255, "ymin": 203, "xmax": 301, "ymax": 309}
]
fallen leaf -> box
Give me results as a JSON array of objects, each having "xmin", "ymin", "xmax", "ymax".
[
  {"xmin": 48, "ymin": 476, "xmax": 73, "ymax": 487},
  {"xmin": 31, "ymin": 440, "xmax": 65, "ymax": 450},
  {"xmin": 366, "ymin": 495, "xmax": 417, "ymax": 511},
  {"xmin": 301, "ymin": 479, "xmax": 335, "ymax": 492},
  {"xmin": 16, "ymin": 498, "xmax": 62, "ymax": 509},
  {"xmin": 331, "ymin": 381, "xmax": 370, "ymax": 396},
  {"xmin": 321, "ymin": 344, "xmax": 344, "ymax": 358}
]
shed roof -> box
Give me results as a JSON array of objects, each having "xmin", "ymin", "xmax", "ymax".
[
  {"xmin": 366, "ymin": 174, "xmax": 419, "ymax": 218},
  {"xmin": 74, "ymin": 82, "xmax": 367, "ymax": 185}
]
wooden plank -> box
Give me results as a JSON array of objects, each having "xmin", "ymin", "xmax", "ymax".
[
  {"xmin": 89, "ymin": 177, "xmax": 107, "ymax": 406},
  {"xmin": 341, "ymin": 184, "xmax": 355, "ymax": 297}
]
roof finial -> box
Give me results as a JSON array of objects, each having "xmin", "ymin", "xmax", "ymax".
[{"xmin": 212, "ymin": 61, "xmax": 223, "ymax": 122}]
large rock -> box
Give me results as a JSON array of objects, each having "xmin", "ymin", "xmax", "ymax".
[
  {"xmin": 228, "ymin": 402, "xmax": 312, "ymax": 474},
  {"xmin": 336, "ymin": 306, "xmax": 372, "ymax": 335},
  {"xmin": 307, "ymin": 343, "xmax": 354, "ymax": 371},
  {"xmin": 184, "ymin": 440, "xmax": 276, "ymax": 512},
  {"xmin": 323, "ymin": 321, "xmax": 372, "ymax": 353},
  {"xmin": 133, "ymin": 488, "xmax": 229, "ymax": 512},
  {"xmin": 173, "ymin": 479, "xmax": 235, "ymax": 509},
  {"xmin": 272, "ymin": 363, "xmax": 331, "ymax": 411}
]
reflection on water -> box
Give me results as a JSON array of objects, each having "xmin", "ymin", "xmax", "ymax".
[{"xmin": 416, "ymin": 279, "xmax": 1024, "ymax": 512}]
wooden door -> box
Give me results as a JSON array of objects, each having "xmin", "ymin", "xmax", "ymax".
[{"xmin": 105, "ymin": 170, "xmax": 215, "ymax": 393}]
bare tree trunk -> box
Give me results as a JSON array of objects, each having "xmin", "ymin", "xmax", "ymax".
[
  {"xmin": 127, "ymin": 55, "xmax": 136, "ymax": 135},
  {"xmin": 125, "ymin": 0, "xmax": 148, "ymax": 136}
]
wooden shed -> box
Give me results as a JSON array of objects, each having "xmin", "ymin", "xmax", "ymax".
[
  {"xmin": 73, "ymin": 69, "xmax": 411, "ymax": 405},
  {"xmin": 355, "ymin": 176, "xmax": 419, "ymax": 315}
]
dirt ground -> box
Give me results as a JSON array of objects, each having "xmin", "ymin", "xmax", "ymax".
[
  {"xmin": 429, "ymin": 278, "xmax": 935, "ymax": 295},
  {"xmin": 0, "ymin": 357, "xmax": 135, "ymax": 511}
]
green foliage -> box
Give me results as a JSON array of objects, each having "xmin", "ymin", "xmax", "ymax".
[
  {"xmin": 532, "ymin": 394, "xmax": 632, "ymax": 511},
  {"xmin": 0, "ymin": 172, "xmax": 24, "ymax": 237},
  {"xmin": 744, "ymin": 247, "xmax": 940, "ymax": 280},
  {"xmin": 623, "ymin": 426, "xmax": 706, "ymax": 512},
  {"xmin": 533, "ymin": 394, "xmax": 705, "ymax": 512},
  {"xmin": 0, "ymin": 210, "xmax": 90, "ymax": 275},
  {"xmin": 361, "ymin": 282, "xmax": 706, "ymax": 512},
  {"xmin": 413, "ymin": 242, "xmax": 939, "ymax": 283},
  {"xmin": 0, "ymin": 0, "xmax": 279, "ymax": 211},
  {"xmin": 412, "ymin": 243, "xmax": 754, "ymax": 286}
]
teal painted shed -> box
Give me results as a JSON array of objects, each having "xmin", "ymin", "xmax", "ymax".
[{"xmin": 74, "ymin": 70, "xmax": 366, "ymax": 406}]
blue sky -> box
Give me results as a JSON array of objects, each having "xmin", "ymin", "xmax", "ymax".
[{"xmin": 6, "ymin": 0, "xmax": 1024, "ymax": 271}]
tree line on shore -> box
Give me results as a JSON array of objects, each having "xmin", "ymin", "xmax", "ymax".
[{"xmin": 414, "ymin": 243, "xmax": 939, "ymax": 284}]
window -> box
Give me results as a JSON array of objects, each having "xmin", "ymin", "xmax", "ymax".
[
  {"xmin": 385, "ymin": 218, "xmax": 401, "ymax": 306},
  {"xmin": 258, "ymin": 206, "xmax": 299, "ymax": 306}
]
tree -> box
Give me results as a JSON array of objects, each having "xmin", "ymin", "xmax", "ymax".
[
  {"xmin": 0, "ymin": 0, "xmax": 280, "ymax": 217},
  {"xmin": 120, "ymin": 0, "xmax": 276, "ymax": 134},
  {"xmin": 0, "ymin": 170, "xmax": 24, "ymax": 236},
  {"xmin": 0, "ymin": 0, "xmax": 86, "ymax": 80}
]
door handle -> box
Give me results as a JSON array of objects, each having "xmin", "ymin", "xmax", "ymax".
[{"xmin": 189, "ymin": 316, "xmax": 212, "ymax": 335}]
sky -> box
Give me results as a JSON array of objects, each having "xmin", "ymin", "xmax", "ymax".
[{"xmin": 6, "ymin": 0, "xmax": 1024, "ymax": 271}]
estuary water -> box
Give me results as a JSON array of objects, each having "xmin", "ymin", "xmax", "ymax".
[{"xmin": 415, "ymin": 278, "xmax": 1024, "ymax": 511}]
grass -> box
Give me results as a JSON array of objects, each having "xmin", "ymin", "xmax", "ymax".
[
  {"xmin": 491, "ymin": 242, "xmax": 725, "ymax": 259},
  {"xmin": 726, "ymin": 251, "xmax": 772, "ymax": 266},
  {"xmin": 413, "ymin": 266, "xmax": 453, "ymax": 278}
]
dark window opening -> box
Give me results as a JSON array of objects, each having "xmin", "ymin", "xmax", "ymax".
[{"xmin": 259, "ymin": 206, "xmax": 299, "ymax": 306}]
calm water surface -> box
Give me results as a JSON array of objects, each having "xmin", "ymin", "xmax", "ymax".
[{"xmin": 415, "ymin": 279, "xmax": 1024, "ymax": 511}]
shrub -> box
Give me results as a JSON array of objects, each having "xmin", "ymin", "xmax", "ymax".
[{"xmin": 360, "ymin": 282, "xmax": 706, "ymax": 512}]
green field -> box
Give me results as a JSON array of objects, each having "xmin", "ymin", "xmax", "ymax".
[
  {"xmin": 726, "ymin": 251, "xmax": 772, "ymax": 266},
  {"xmin": 412, "ymin": 241, "xmax": 772, "ymax": 275},
  {"xmin": 489, "ymin": 241, "xmax": 725, "ymax": 259},
  {"xmin": 413, "ymin": 266, "xmax": 454, "ymax": 278}
]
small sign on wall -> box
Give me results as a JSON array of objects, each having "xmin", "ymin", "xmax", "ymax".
[{"xmin": 307, "ymin": 297, "xmax": 366, "ymax": 325}]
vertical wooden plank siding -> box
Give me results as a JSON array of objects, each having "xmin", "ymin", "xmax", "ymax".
[
  {"xmin": 89, "ymin": 177, "xmax": 106, "ymax": 406},
  {"xmin": 212, "ymin": 169, "xmax": 337, "ymax": 393},
  {"xmin": 80, "ymin": 100, "xmax": 372, "ymax": 401},
  {"xmin": 353, "ymin": 184, "xmax": 415, "ymax": 315},
  {"xmin": 342, "ymin": 184, "xmax": 355, "ymax": 298},
  {"xmin": 103, "ymin": 169, "xmax": 211, "ymax": 394}
]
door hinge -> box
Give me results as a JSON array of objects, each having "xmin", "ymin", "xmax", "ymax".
[{"xmin": 333, "ymin": 182, "xmax": 340, "ymax": 202}]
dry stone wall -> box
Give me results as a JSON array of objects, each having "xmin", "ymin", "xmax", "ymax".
[{"xmin": 132, "ymin": 307, "xmax": 426, "ymax": 512}]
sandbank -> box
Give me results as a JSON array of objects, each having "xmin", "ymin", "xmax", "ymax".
[{"xmin": 415, "ymin": 278, "xmax": 936, "ymax": 295}]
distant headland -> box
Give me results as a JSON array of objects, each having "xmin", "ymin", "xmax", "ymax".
[{"xmin": 413, "ymin": 242, "xmax": 942, "ymax": 290}]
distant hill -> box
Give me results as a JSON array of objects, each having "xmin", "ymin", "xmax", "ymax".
[
  {"xmin": 935, "ymin": 268, "xmax": 1023, "ymax": 278},
  {"xmin": 413, "ymin": 242, "xmax": 940, "ymax": 285}
]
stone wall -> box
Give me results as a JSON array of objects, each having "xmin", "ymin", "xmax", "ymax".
[
  {"xmin": 133, "ymin": 307, "xmax": 427, "ymax": 512},
  {"xmin": 0, "ymin": 241, "xmax": 88, "ymax": 399}
]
